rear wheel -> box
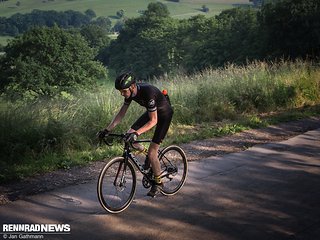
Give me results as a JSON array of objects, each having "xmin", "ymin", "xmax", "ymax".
[
  {"xmin": 97, "ymin": 157, "xmax": 136, "ymax": 213},
  {"xmin": 158, "ymin": 145, "xmax": 188, "ymax": 195}
]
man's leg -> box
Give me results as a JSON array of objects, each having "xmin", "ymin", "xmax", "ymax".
[
  {"xmin": 148, "ymin": 142, "xmax": 161, "ymax": 177},
  {"xmin": 147, "ymin": 111, "xmax": 173, "ymax": 197},
  {"xmin": 147, "ymin": 142, "xmax": 164, "ymax": 197}
]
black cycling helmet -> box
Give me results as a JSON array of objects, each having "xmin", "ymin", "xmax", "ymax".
[{"xmin": 115, "ymin": 72, "xmax": 136, "ymax": 90}]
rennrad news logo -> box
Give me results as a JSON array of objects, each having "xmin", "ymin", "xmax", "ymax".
[{"xmin": 2, "ymin": 223, "xmax": 71, "ymax": 233}]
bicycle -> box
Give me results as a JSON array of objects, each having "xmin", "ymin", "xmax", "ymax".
[{"xmin": 97, "ymin": 133, "xmax": 188, "ymax": 213}]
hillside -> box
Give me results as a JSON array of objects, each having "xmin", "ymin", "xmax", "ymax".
[{"xmin": 0, "ymin": 0, "xmax": 251, "ymax": 19}]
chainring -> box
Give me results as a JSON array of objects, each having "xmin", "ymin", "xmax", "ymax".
[{"xmin": 142, "ymin": 176, "xmax": 151, "ymax": 188}]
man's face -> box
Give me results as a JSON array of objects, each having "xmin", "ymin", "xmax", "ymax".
[{"xmin": 119, "ymin": 87, "xmax": 131, "ymax": 99}]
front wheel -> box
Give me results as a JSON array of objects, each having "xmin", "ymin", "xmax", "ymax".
[
  {"xmin": 97, "ymin": 157, "xmax": 136, "ymax": 213},
  {"xmin": 158, "ymin": 145, "xmax": 188, "ymax": 195}
]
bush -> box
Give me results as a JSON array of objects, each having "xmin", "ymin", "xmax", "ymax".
[{"xmin": 0, "ymin": 26, "xmax": 106, "ymax": 100}]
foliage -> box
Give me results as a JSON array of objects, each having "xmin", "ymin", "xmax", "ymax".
[
  {"xmin": 80, "ymin": 24, "xmax": 111, "ymax": 50},
  {"xmin": 201, "ymin": 5, "xmax": 210, "ymax": 13},
  {"xmin": 0, "ymin": 26, "xmax": 106, "ymax": 99},
  {"xmin": 105, "ymin": 0, "xmax": 319, "ymax": 77},
  {"xmin": 90, "ymin": 16, "xmax": 112, "ymax": 32},
  {"xmin": 160, "ymin": 60, "xmax": 320, "ymax": 123},
  {"xmin": 143, "ymin": 2, "xmax": 170, "ymax": 18},
  {"xmin": 0, "ymin": 9, "xmax": 111, "ymax": 36},
  {"xmin": 192, "ymin": 8, "xmax": 262, "ymax": 69},
  {"xmin": 258, "ymin": 0, "xmax": 320, "ymax": 59},
  {"xmin": 85, "ymin": 9, "xmax": 97, "ymax": 19},
  {"xmin": 173, "ymin": 15, "xmax": 214, "ymax": 72},
  {"xmin": 116, "ymin": 9, "xmax": 125, "ymax": 19},
  {"xmin": 108, "ymin": 7, "xmax": 262, "ymax": 77},
  {"xmin": 108, "ymin": 11, "xmax": 178, "ymax": 78},
  {"xmin": 113, "ymin": 18, "xmax": 126, "ymax": 32},
  {"xmin": 1, "ymin": 60, "xmax": 320, "ymax": 182}
]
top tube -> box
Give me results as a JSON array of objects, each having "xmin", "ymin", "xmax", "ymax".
[{"xmin": 107, "ymin": 133, "xmax": 151, "ymax": 144}]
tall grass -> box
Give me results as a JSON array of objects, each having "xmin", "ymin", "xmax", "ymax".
[
  {"xmin": 159, "ymin": 60, "xmax": 320, "ymax": 123},
  {"xmin": 1, "ymin": 60, "xmax": 319, "ymax": 182}
]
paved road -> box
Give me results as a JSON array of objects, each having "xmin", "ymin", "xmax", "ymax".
[{"xmin": 1, "ymin": 129, "xmax": 320, "ymax": 240}]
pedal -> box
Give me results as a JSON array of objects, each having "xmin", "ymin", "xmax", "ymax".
[{"xmin": 167, "ymin": 166, "xmax": 177, "ymax": 174}]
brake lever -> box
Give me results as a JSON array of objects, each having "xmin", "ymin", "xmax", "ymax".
[
  {"xmin": 97, "ymin": 136, "xmax": 113, "ymax": 147},
  {"xmin": 103, "ymin": 138, "xmax": 113, "ymax": 146}
]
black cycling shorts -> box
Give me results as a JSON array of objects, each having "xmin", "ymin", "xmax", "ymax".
[{"xmin": 131, "ymin": 109, "xmax": 173, "ymax": 145}]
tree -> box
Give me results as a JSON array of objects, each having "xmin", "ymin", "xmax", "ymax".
[
  {"xmin": 91, "ymin": 16, "xmax": 112, "ymax": 32},
  {"xmin": 113, "ymin": 19, "xmax": 126, "ymax": 32},
  {"xmin": 144, "ymin": 2, "xmax": 170, "ymax": 18},
  {"xmin": 201, "ymin": 5, "xmax": 209, "ymax": 13},
  {"xmin": 174, "ymin": 15, "xmax": 216, "ymax": 71},
  {"xmin": 116, "ymin": 9, "xmax": 125, "ymax": 19},
  {"xmin": 0, "ymin": 10, "xmax": 93, "ymax": 36},
  {"xmin": 108, "ymin": 14, "xmax": 178, "ymax": 78},
  {"xmin": 258, "ymin": 0, "xmax": 320, "ymax": 59},
  {"xmin": 80, "ymin": 24, "xmax": 111, "ymax": 51},
  {"xmin": 85, "ymin": 9, "xmax": 96, "ymax": 19},
  {"xmin": 189, "ymin": 8, "xmax": 262, "ymax": 70},
  {"xmin": 0, "ymin": 26, "xmax": 106, "ymax": 99},
  {"xmin": 249, "ymin": 0, "xmax": 263, "ymax": 8},
  {"xmin": 104, "ymin": 0, "xmax": 319, "ymax": 78}
]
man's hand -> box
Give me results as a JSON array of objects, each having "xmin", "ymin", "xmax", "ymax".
[
  {"xmin": 97, "ymin": 129, "xmax": 109, "ymax": 139},
  {"xmin": 124, "ymin": 132, "xmax": 139, "ymax": 143}
]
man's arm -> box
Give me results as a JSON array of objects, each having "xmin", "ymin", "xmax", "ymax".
[
  {"xmin": 105, "ymin": 103, "xmax": 129, "ymax": 131},
  {"xmin": 136, "ymin": 110, "xmax": 158, "ymax": 136}
]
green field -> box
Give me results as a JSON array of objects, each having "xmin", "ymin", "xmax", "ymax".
[
  {"xmin": 0, "ymin": 36, "xmax": 12, "ymax": 46},
  {"xmin": 0, "ymin": 0, "xmax": 251, "ymax": 19}
]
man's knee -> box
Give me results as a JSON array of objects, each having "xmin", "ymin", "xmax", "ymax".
[{"xmin": 148, "ymin": 142, "xmax": 159, "ymax": 156}]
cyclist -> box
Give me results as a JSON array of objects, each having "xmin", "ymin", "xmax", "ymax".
[{"xmin": 98, "ymin": 72, "xmax": 173, "ymax": 197}]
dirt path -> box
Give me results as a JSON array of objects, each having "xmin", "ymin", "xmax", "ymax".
[{"xmin": 1, "ymin": 116, "xmax": 320, "ymax": 205}]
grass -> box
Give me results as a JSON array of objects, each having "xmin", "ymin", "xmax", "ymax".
[
  {"xmin": 0, "ymin": 0, "xmax": 250, "ymax": 18},
  {"xmin": 157, "ymin": 60, "xmax": 320, "ymax": 124},
  {"xmin": 165, "ymin": 104, "xmax": 320, "ymax": 146},
  {"xmin": 1, "ymin": 59, "xmax": 320, "ymax": 183}
]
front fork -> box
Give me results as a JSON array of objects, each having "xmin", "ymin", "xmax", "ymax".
[{"xmin": 113, "ymin": 151, "xmax": 129, "ymax": 187}]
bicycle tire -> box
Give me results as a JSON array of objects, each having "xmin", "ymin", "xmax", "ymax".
[
  {"xmin": 158, "ymin": 145, "xmax": 188, "ymax": 195},
  {"xmin": 97, "ymin": 157, "xmax": 136, "ymax": 213}
]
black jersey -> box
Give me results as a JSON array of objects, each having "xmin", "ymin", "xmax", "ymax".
[{"xmin": 124, "ymin": 83, "xmax": 172, "ymax": 114}]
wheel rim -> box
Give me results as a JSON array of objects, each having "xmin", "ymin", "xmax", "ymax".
[
  {"xmin": 98, "ymin": 158, "xmax": 136, "ymax": 213},
  {"xmin": 159, "ymin": 146, "xmax": 188, "ymax": 195}
]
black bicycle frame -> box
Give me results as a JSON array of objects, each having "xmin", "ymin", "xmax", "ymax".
[
  {"xmin": 112, "ymin": 139, "xmax": 151, "ymax": 187},
  {"xmin": 124, "ymin": 141, "xmax": 150, "ymax": 174}
]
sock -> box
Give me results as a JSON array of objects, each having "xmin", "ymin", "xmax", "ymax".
[
  {"xmin": 154, "ymin": 175, "xmax": 162, "ymax": 185},
  {"xmin": 143, "ymin": 148, "xmax": 148, "ymax": 155},
  {"xmin": 135, "ymin": 147, "xmax": 148, "ymax": 155}
]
